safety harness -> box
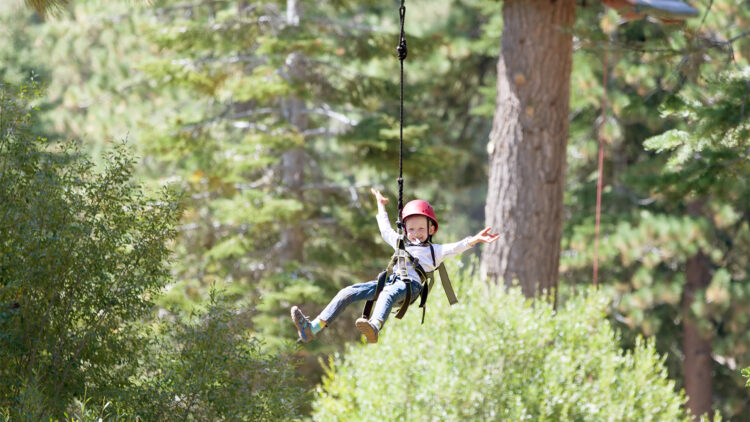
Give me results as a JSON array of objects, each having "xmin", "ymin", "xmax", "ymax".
[{"xmin": 361, "ymin": 237, "xmax": 458, "ymax": 324}]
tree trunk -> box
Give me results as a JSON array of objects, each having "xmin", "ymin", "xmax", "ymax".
[
  {"xmin": 280, "ymin": 145, "xmax": 305, "ymax": 262},
  {"xmin": 683, "ymin": 200, "xmax": 714, "ymax": 420},
  {"xmin": 481, "ymin": 0, "xmax": 575, "ymax": 298},
  {"xmin": 279, "ymin": 0, "xmax": 306, "ymax": 263}
]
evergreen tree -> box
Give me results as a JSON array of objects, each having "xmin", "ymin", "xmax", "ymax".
[
  {"xmin": 131, "ymin": 0, "xmax": 498, "ymax": 349},
  {"xmin": 1, "ymin": 0, "xmax": 500, "ymax": 369},
  {"xmin": 132, "ymin": 0, "xmax": 403, "ymax": 347},
  {"xmin": 0, "ymin": 0, "xmax": 175, "ymax": 162},
  {"xmin": 479, "ymin": 0, "xmax": 705, "ymax": 299},
  {"xmin": 561, "ymin": 2, "xmax": 750, "ymax": 418}
]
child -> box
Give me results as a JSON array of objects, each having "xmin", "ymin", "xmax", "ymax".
[{"xmin": 291, "ymin": 188, "xmax": 499, "ymax": 344}]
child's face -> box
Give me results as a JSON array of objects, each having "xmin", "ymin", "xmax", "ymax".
[{"xmin": 404, "ymin": 216, "xmax": 435, "ymax": 244}]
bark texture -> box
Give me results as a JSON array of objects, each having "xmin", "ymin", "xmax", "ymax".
[
  {"xmin": 683, "ymin": 201, "xmax": 714, "ymax": 420},
  {"xmin": 481, "ymin": 0, "xmax": 575, "ymax": 297}
]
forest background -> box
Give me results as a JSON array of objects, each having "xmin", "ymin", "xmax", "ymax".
[{"xmin": 1, "ymin": 0, "xmax": 748, "ymax": 420}]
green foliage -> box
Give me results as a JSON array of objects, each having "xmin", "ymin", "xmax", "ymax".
[
  {"xmin": 118, "ymin": 0, "xmax": 501, "ymax": 354},
  {"xmin": 744, "ymin": 367, "xmax": 750, "ymax": 388},
  {"xmin": 23, "ymin": 0, "xmax": 71, "ymax": 20},
  {"xmin": 562, "ymin": 1, "xmax": 750, "ymax": 418},
  {"xmin": 116, "ymin": 287, "xmax": 307, "ymax": 421},
  {"xmin": 642, "ymin": 67, "xmax": 749, "ymax": 198},
  {"xmin": 0, "ymin": 82, "xmax": 305, "ymax": 420},
  {"xmin": 0, "ymin": 81, "xmax": 181, "ymax": 418},
  {"xmin": 13, "ymin": 0, "xmax": 747, "ymax": 417},
  {"xmin": 131, "ymin": 0, "xmax": 402, "ymax": 350},
  {"xmin": 0, "ymin": 0, "xmax": 181, "ymax": 161},
  {"xmin": 33, "ymin": 289, "xmax": 308, "ymax": 422},
  {"xmin": 2, "ymin": 0, "xmax": 501, "ymax": 359},
  {"xmin": 313, "ymin": 269, "xmax": 691, "ymax": 421},
  {"xmin": 0, "ymin": 8, "xmax": 503, "ymax": 409},
  {"xmin": 61, "ymin": 394, "xmax": 128, "ymax": 422}
]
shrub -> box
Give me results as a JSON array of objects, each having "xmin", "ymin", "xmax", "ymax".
[
  {"xmin": 0, "ymin": 81, "xmax": 181, "ymax": 419},
  {"xmin": 313, "ymin": 270, "xmax": 691, "ymax": 421},
  {"xmin": 118, "ymin": 288, "xmax": 308, "ymax": 421},
  {"xmin": 1, "ymin": 81, "xmax": 307, "ymax": 421}
]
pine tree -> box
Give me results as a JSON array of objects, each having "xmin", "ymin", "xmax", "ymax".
[
  {"xmin": 131, "ymin": 0, "xmax": 495, "ymax": 347},
  {"xmin": 4, "ymin": 0, "xmax": 506, "ymax": 368},
  {"xmin": 561, "ymin": 2, "xmax": 750, "ymax": 418}
]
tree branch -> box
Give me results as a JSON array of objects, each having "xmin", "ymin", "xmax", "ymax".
[{"xmin": 301, "ymin": 105, "xmax": 358, "ymax": 126}]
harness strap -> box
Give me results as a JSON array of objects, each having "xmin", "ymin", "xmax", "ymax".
[
  {"xmin": 437, "ymin": 263, "xmax": 458, "ymax": 305},
  {"xmin": 361, "ymin": 270, "xmax": 388, "ymax": 320},
  {"xmin": 394, "ymin": 237, "xmax": 412, "ymax": 319},
  {"xmin": 396, "ymin": 242, "xmax": 460, "ymax": 322},
  {"xmin": 418, "ymin": 245, "xmax": 457, "ymax": 322},
  {"xmin": 418, "ymin": 275, "xmax": 431, "ymax": 324},
  {"xmin": 417, "ymin": 244, "xmax": 437, "ymax": 323}
]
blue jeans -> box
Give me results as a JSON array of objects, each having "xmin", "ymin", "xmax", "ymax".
[{"xmin": 317, "ymin": 274, "xmax": 422, "ymax": 325}]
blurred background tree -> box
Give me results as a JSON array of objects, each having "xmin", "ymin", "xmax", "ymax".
[{"xmin": 562, "ymin": 2, "xmax": 750, "ymax": 419}]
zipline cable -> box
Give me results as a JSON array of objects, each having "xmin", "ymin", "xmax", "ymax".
[
  {"xmin": 394, "ymin": 0, "xmax": 414, "ymax": 317},
  {"xmin": 362, "ymin": 1, "xmax": 412, "ymax": 322},
  {"xmin": 396, "ymin": 0, "xmax": 407, "ymax": 230}
]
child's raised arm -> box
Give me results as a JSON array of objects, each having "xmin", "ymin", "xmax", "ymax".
[
  {"xmin": 468, "ymin": 227, "xmax": 500, "ymax": 246},
  {"xmin": 370, "ymin": 188, "xmax": 389, "ymax": 215},
  {"xmin": 371, "ymin": 188, "xmax": 399, "ymax": 248}
]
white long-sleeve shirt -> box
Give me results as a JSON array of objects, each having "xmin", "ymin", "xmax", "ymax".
[{"xmin": 376, "ymin": 212, "xmax": 473, "ymax": 282}]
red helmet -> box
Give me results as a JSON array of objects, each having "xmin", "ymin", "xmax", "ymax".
[{"xmin": 401, "ymin": 199, "xmax": 438, "ymax": 233}]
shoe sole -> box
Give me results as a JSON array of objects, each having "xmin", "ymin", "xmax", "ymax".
[
  {"xmin": 355, "ymin": 319, "xmax": 378, "ymax": 344},
  {"xmin": 291, "ymin": 306, "xmax": 310, "ymax": 343}
]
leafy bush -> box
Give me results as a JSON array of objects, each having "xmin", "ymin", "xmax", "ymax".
[
  {"xmin": 118, "ymin": 288, "xmax": 308, "ymax": 421},
  {"xmin": 0, "ymin": 81, "xmax": 181, "ymax": 419},
  {"xmin": 0, "ymin": 82, "xmax": 307, "ymax": 420},
  {"xmin": 15, "ymin": 291, "xmax": 309, "ymax": 422},
  {"xmin": 313, "ymin": 269, "xmax": 691, "ymax": 421}
]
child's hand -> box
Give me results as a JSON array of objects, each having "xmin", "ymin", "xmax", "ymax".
[
  {"xmin": 370, "ymin": 188, "xmax": 390, "ymax": 205},
  {"xmin": 469, "ymin": 227, "xmax": 500, "ymax": 246}
]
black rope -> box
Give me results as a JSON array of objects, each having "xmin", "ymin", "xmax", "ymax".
[{"xmin": 396, "ymin": 0, "xmax": 407, "ymax": 230}]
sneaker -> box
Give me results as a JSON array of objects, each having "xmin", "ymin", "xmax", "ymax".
[
  {"xmin": 355, "ymin": 318, "xmax": 379, "ymax": 344},
  {"xmin": 291, "ymin": 306, "xmax": 313, "ymax": 343}
]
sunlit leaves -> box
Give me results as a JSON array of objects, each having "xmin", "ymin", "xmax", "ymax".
[
  {"xmin": 120, "ymin": 288, "xmax": 307, "ymax": 420},
  {"xmin": 0, "ymin": 82, "xmax": 181, "ymax": 418},
  {"xmin": 314, "ymin": 271, "xmax": 691, "ymax": 421}
]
